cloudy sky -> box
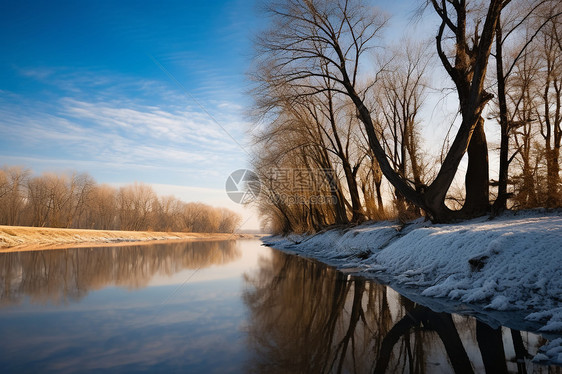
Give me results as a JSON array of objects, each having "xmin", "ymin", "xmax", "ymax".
[
  {"xmin": 0, "ymin": 0, "xmax": 422, "ymax": 229},
  {"xmin": 0, "ymin": 0, "xmax": 263, "ymax": 225}
]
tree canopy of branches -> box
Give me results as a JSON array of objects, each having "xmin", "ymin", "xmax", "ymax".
[
  {"xmin": 0, "ymin": 165, "xmax": 242, "ymax": 233},
  {"xmin": 491, "ymin": 0, "xmax": 562, "ymax": 213},
  {"xmin": 251, "ymin": 0, "xmax": 561, "ymax": 232}
]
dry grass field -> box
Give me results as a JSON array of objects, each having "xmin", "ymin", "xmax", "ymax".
[{"xmin": 0, "ymin": 225, "xmax": 246, "ymax": 252}]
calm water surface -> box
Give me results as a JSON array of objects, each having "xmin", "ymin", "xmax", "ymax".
[{"xmin": 0, "ymin": 239, "xmax": 559, "ymax": 373}]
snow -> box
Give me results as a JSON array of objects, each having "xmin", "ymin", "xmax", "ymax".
[
  {"xmin": 263, "ymin": 210, "xmax": 562, "ymax": 365},
  {"xmin": 534, "ymin": 338, "xmax": 562, "ymax": 365}
]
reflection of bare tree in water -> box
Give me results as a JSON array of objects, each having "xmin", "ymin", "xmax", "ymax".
[
  {"xmin": 373, "ymin": 303, "xmax": 472, "ymax": 374},
  {"xmin": 243, "ymin": 251, "xmax": 350, "ymax": 373},
  {"xmin": 244, "ymin": 251, "xmax": 553, "ymax": 374},
  {"xmin": 0, "ymin": 240, "xmax": 240, "ymax": 305}
]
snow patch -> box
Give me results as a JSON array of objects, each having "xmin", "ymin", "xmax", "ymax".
[
  {"xmin": 533, "ymin": 338, "xmax": 562, "ymax": 365},
  {"xmin": 264, "ymin": 211, "xmax": 562, "ymax": 334}
]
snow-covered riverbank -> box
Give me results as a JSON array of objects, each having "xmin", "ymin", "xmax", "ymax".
[{"xmin": 263, "ymin": 210, "xmax": 562, "ymax": 365}]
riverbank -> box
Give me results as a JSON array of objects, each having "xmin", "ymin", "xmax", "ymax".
[
  {"xmin": 263, "ymin": 209, "xmax": 562, "ymax": 365},
  {"xmin": 0, "ymin": 225, "xmax": 250, "ymax": 252}
]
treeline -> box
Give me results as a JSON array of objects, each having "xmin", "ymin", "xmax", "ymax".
[
  {"xmin": 0, "ymin": 166, "xmax": 241, "ymax": 233},
  {"xmin": 251, "ymin": 0, "xmax": 562, "ymax": 233}
]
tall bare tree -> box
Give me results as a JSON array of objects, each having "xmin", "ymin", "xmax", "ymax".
[
  {"xmin": 537, "ymin": 10, "xmax": 562, "ymax": 206},
  {"xmin": 87, "ymin": 184, "xmax": 118, "ymax": 229},
  {"xmin": 376, "ymin": 39, "xmax": 431, "ymax": 216},
  {"xmin": 0, "ymin": 166, "xmax": 29, "ymax": 225},
  {"xmin": 118, "ymin": 183, "xmax": 157, "ymax": 231},
  {"xmin": 255, "ymin": 0, "xmax": 506, "ymax": 222},
  {"xmin": 492, "ymin": 0, "xmax": 561, "ymax": 213}
]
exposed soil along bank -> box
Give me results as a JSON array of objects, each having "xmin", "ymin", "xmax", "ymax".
[
  {"xmin": 263, "ymin": 210, "xmax": 562, "ymax": 365},
  {"xmin": 0, "ymin": 225, "xmax": 251, "ymax": 252}
]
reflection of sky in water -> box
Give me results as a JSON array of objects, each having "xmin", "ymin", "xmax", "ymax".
[
  {"xmin": 147, "ymin": 242, "xmax": 263, "ymax": 287},
  {"xmin": 0, "ymin": 240, "xmax": 267, "ymax": 373},
  {"xmin": 0, "ymin": 240, "xmax": 559, "ymax": 373},
  {"xmin": 1, "ymin": 282, "xmax": 247, "ymax": 372}
]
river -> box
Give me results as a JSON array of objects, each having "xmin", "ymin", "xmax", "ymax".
[{"xmin": 0, "ymin": 239, "xmax": 559, "ymax": 373}]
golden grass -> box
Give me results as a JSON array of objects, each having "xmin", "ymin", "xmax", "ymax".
[{"xmin": 0, "ymin": 225, "xmax": 249, "ymax": 252}]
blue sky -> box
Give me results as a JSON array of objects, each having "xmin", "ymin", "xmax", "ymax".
[
  {"xmin": 0, "ymin": 0, "xmax": 264, "ymax": 226},
  {"xmin": 0, "ymin": 0, "xmax": 257, "ymax": 182},
  {"xmin": 0, "ymin": 0, "xmax": 427, "ymax": 229}
]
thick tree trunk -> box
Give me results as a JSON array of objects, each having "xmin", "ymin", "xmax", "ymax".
[
  {"xmin": 342, "ymin": 161, "xmax": 365, "ymax": 222},
  {"xmin": 374, "ymin": 306, "xmax": 474, "ymax": 374},
  {"xmin": 510, "ymin": 329, "xmax": 529, "ymax": 374},
  {"xmin": 462, "ymin": 117, "xmax": 490, "ymax": 217},
  {"xmin": 320, "ymin": 165, "xmax": 349, "ymax": 225},
  {"xmin": 476, "ymin": 321, "xmax": 508, "ymax": 374},
  {"xmin": 332, "ymin": 188, "xmax": 349, "ymax": 224}
]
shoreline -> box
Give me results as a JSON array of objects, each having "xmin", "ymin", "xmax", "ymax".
[
  {"xmin": 0, "ymin": 225, "xmax": 255, "ymax": 252},
  {"xmin": 263, "ymin": 210, "xmax": 562, "ymax": 365}
]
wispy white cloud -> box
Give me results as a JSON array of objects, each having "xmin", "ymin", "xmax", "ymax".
[
  {"xmin": 0, "ymin": 88, "xmax": 250, "ymax": 178},
  {"xmin": 16, "ymin": 67, "xmax": 57, "ymax": 80},
  {"xmin": 0, "ymin": 155, "xmax": 214, "ymax": 178},
  {"xmin": 59, "ymin": 98, "xmax": 239, "ymax": 149}
]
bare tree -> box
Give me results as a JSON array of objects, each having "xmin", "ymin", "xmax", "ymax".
[
  {"xmin": 43, "ymin": 173, "xmax": 74, "ymax": 228},
  {"xmin": 491, "ymin": 0, "xmax": 561, "ymax": 213},
  {"xmin": 508, "ymin": 42, "xmax": 542, "ymax": 207},
  {"xmin": 87, "ymin": 184, "xmax": 118, "ymax": 229},
  {"xmin": 217, "ymin": 208, "xmax": 243, "ymax": 233},
  {"xmin": 253, "ymin": 57, "xmax": 368, "ymax": 223},
  {"xmin": 537, "ymin": 10, "xmax": 562, "ymax": 206},
  {"xmin": 252, "ymin": 80, "xmax": 357, "ymax": 231},
  {"xmin": 118, "ymin": 183, "xmax": 157, "ymax": 231},
  {"xmin": 255, "ymin": 0, "xmax": 507, "ymax": 222},
  {"xmin": 153, "ymin": 195, "xmax": 184, "ymax": 232},
  {"xmin": 26, "ymin": 175, "xmax": 50, "ymax": 227},
  {"xmin": 0, "ymin": 166, "xmax": 29, "ymax": 225},
  {"xmin": 62, "ymin": 172, "xmax": 96, "ymax": 228},
  {"xmin": 358, "ymin": 151, "xmax": 386, "ymax": 218},
  {"xmin": 375, "ymin": 39, "xmax": 431, "ymax": 217},
  {"xmin": 24, "ymin": 173, "xmax": 73, "ymax": 228}
]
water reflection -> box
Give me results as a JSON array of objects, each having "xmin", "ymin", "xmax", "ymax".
[
  {"xmin": 0, "ymin": 240, "xmax": 240, "ymax": 306},
  {"xmin": 244, "ymin": 250, "xmax": 561, "ymax": 374}
]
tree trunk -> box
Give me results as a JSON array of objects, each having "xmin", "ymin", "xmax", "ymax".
[
  {"xmin": 493, "ymin": 17, "xmax": 510, "ymax": 215},
  {"xmin": 510, "ymin": 329, "xmax": 529, "ymax": 374},
  {"xmin": 462, "ymin": 117, "xmax": 490, "ymax": 217},
  {"xmin": 325, "ymin": 87, "xmax": 365, "ymax": 223},
  {"xmin": 476, "ymin": 321, "xmax": 508, "ymax": 374},
  {"xmin": 546, "ymin": 146, "xmax": 561, "ymax": 207},
  {"xmin": 374, "ymin": 306, "xmax": 474, "ymax": 374},
  {"xmin": 375, "ymin": 180, "xmax": 384, "ymax": 216},
  {"xmin": 342, "ymin": 161, "xmax": 365, "ymax": 222}
]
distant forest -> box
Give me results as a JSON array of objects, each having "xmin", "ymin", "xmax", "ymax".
[
  {"xmin": 250, "ymin": 0, "xmax": 562, "ymax": 233},
  {"xmin": 0, "ymin": 166, "xmax": 241, "ymax": 233}
]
